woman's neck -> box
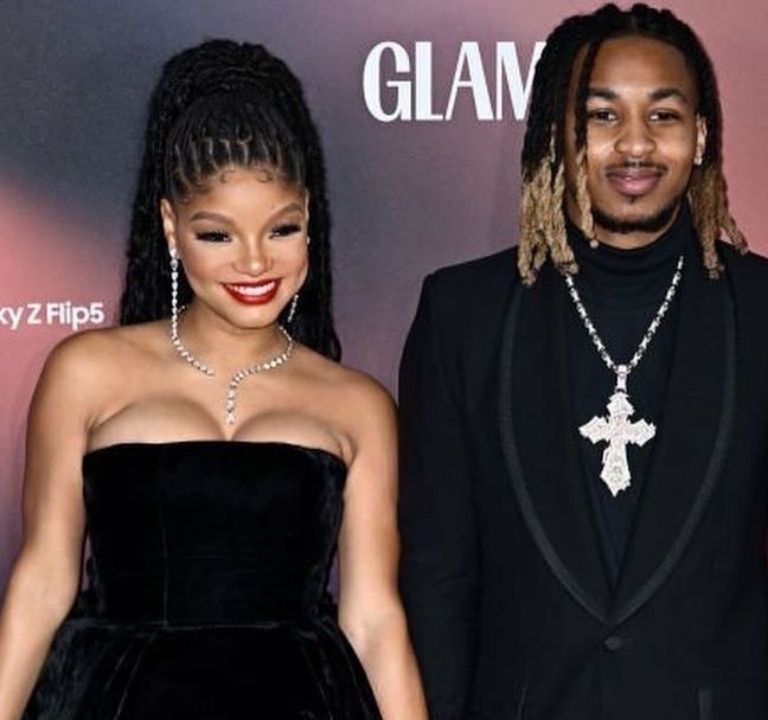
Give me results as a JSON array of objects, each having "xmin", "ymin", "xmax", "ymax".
[{"xmin": 175, "ymin": 302, "xmax": 288, "ymax": 372}]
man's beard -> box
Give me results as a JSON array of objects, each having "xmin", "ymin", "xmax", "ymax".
[{"xmin": 591, "ymin": 194, "xmax": 683, "ymax": 235}]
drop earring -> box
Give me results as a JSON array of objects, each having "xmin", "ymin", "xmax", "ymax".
[
  {"xmin": 168, "ymin": 246, "xmax": 212, "ymax": 374},
  {"xmin": 169, "ymin": 246, "xmax": 181, "ymax": 343},
  {"xmin": 287, "ymin": 293, "xmax": 299, "ymax": 324}
]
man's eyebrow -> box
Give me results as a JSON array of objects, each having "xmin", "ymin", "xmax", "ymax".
[
  {"xmin": 648, "ymin": 87, "xmax": 690, "ymax": 103},
  {"xmin": 587, "ymin": 87, "xmax": 618, "ymax": 100},
  {"xmin": 586, "ymin": 86, "xmax": 691, "ymax": 104}
]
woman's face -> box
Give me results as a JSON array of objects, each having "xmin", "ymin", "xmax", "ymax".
[{"xmin": 161, "ymin": 165, "xmax": 309, "ymax": 331}]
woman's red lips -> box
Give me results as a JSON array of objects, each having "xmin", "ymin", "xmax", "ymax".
[
  {"xmin": 222, "ymin": 279, "xmax": 280, "ymax": 305},
  {"xmin": 607, "ymin": 167, "xmax": 665, "ymax": 197}
]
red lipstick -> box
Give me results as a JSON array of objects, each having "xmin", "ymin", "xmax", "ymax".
[{"xmin": 222, "ymin": 279, "xmax": 280, "ymax": 305}]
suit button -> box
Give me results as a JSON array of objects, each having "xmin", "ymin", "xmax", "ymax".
[{"xmin": 603, "ymin": 635, "xmax": 629, "ymax": 652}]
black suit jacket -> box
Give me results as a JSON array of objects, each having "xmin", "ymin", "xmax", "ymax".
[{"xmin": 398, "ymin": 241, "xmax": 768, "ymax": 720}]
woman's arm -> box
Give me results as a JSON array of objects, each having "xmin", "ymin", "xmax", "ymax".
[
  {"xmin": 0, "ymin": 335, "xmax": 99, "ymax": 720},
  {"xmin": 337, "ymin": 379, "xmax": 429, "ymax": 720}
]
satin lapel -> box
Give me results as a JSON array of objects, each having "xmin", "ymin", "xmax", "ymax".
[
  {"xmin": 610, "ymin": 254, "xmax": 736, "ymax": 626},
  {"xmin": 499, "ymin": 264, "xmax": 612, "ymax": 623}
]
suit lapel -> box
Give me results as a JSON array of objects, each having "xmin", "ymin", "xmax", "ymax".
[
  {"xmin": 499, "ymin": 263, "xmax": 612, "ymax": 623},
  {"xmin": 610, "ymin": 249, "xmax": 736, "ymax": 625}
]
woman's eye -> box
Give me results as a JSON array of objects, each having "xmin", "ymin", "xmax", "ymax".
[
  {"xmin": 195, "ymin": 231, "xmax": 231, "ymax": 243},
  {"xmin": 269, "ymin": 223, "xmax": 302, "ymax": 239}
]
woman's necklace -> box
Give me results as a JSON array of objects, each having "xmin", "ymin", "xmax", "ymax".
[
  {"xmin": 564, "ymin": 254, "xmax": 684, "ymax": 497},
  {"xmin": 170, "ymin": 314, "xmax": 294, "ymax": 426}
]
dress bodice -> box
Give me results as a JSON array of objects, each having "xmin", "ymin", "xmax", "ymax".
[
  {"xmin": 82, "ymin": 441, "xmax": 346, "ymax": 625},
  {"xmin": 27, "ymin": 442, "xmax": 382, "ymax": 718}
]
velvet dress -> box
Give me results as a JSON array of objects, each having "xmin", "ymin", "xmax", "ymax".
[{"xmin": 24, "ymin": 441, "xmax": 382, "ymax": 719}]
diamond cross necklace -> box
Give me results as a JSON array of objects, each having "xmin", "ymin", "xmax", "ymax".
[{"xmin": 564, "ymin": 254, "xmax": 684, "ymax": 496}]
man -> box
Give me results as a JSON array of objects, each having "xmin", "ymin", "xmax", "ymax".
[{"xmin": 398, "ymin": 4, "xmax": 768, "ymax": 719}]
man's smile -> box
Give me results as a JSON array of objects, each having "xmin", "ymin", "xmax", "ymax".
[{"xmin": 606, "ymin": 164, "xmax": 666, "ymax": 198}]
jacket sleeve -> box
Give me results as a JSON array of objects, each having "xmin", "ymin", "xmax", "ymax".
[{"xmin": 398, "ymin": 273, "xmax": 479, "ymax": 720}]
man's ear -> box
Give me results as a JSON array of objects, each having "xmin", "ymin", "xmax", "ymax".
[{"xmin": 695, "ymin": 115, "xmax": 707, "ymax": 165}]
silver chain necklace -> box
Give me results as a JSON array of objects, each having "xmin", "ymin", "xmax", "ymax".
[
  {"xmin": 564, "ymin": 254, "xmax": 684, "ymax": 497},
  {"xmin": 170, "ymin": 313, "xmax": 294, "ymax": 426}
]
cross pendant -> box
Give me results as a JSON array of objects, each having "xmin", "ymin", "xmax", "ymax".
[{"xmin": 578, "ymin": 382, "xmax": 656, "ymax": 497}]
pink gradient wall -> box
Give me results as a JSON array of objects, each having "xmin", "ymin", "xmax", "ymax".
[{"xmin": 1, "ymin": 0, "xmax": 766, "ymax": 588}]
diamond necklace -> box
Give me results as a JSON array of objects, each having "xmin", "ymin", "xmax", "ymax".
[
  {"xmin": 170, "ymin": 314, "xmax": 294, "ymax": 426},
  {"xmin": 564, "ymin": 254, "xmax": 684, "ymax": 497}
]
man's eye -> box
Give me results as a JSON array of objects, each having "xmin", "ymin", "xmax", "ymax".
[
  {"xmin": 195, "ymin": 231, "xmax": 230, "ymax": 243},
  {"xmin": 650, "ymin": 110, "xmax": 680, "ymax": 122},
  {"xmin": 587, "ymin": 109, "xmax": 616, "ymax": 122},
  {"xmin": 269, "ymin": 223, "xmax": 302, "ymax": 239}
]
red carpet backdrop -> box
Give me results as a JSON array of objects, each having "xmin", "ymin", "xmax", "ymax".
[{"xmin": 1, "ymin": 0, "xmax": 766, "ymax": 588}]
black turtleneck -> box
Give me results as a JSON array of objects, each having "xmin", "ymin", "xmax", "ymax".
[{"xmin": 563, "ymin": 203, "xmax": 692, "ymax": 585}]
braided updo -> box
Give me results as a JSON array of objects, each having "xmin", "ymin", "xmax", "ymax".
[{"xmin": 119, "ymin": 40, "xmax": 340, "ymax": 360}]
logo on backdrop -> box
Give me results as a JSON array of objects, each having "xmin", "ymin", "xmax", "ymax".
[
  {"xmin": 0, "ymin": 301, "xmax": 107, "ymax": 332},
  {"xmin": 363, "ymin": 41, "xmax": 545, "ymax": 122}
]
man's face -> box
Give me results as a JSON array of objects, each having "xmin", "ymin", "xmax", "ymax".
[{"xmin": 563, "ymin": 35, "xmax": 706, "ymax": 247}]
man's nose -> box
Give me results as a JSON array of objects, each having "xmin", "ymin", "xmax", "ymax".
[{"xmin": 615, "ymin": 116, "xmax": 656, "ymax": 158}]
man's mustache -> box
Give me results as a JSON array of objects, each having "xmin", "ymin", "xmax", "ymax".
[{"xmin": 608, "ymin": 160, "xmax": 667, "ymax": 172}]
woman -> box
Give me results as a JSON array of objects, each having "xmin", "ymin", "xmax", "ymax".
[{"xmin": 0, "ymin": 40, "xmax": 427, "ymax": 719}]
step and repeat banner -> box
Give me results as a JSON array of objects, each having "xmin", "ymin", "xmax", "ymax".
[{"xmin": 1, "ymin": 0, "xmax": 766, "ymax": 587}]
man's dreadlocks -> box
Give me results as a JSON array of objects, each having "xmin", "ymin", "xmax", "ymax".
[{"xmin": 518, "ymin": 3, "xmax": 747, "ymax": 285}]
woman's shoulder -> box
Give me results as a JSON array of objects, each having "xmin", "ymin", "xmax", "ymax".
[
  {"xmin": 295, "ymin": 345, "xmax": 395, "ymax": 421},
  {"xmin": 297, "ymin": 349, "xmax": 396, "ymax": 465},
  {"xmin": 42, "ymin": 321, "xmax": 168, "ymax": 385}
]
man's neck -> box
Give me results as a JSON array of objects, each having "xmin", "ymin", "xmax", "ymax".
[
  {"xmin": 566, "ymin": 199, "xmax": 682, "ymax": 250},
  {"xmin": 593, "ymin": 215, "xmax": 678, "ymax": 249},
  {"xmin": 593, "ymin": 226, "xmax": 670, "ymax": 250}
]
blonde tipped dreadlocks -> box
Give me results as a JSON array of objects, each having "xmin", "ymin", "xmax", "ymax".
[
  {"xmin": 517, "ymin": 3, "xmax": 747, "ymax": 286},
  {"xmin": 687, "ymin": 165, "xmax": 747, "ymax": 278},
  {"xmin": 519, "ymin": 138, "xmax": 575, "ymax": 284}
]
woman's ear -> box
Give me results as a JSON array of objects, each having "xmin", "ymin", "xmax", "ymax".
[{"xmin": 159, "ymin": 198, "xmax": 178, "ymax": 254}]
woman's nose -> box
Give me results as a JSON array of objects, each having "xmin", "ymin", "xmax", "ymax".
[{"xmin": 233, "ymin": 240, "xmax": 270, "ymax": 275}]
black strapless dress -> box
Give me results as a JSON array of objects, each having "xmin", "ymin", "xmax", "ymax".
[{"xmin": 24, "ymin": 442, "xmax": 382, "ymax": 719}]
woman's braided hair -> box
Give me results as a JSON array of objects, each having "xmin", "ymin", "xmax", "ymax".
[{"xmin": 119, "ymin": 40, "xmax": 340, "ymax": 360}]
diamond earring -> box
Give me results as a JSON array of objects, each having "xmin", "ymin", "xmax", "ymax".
[
  {"xmin": 287, "ymin": 293, "xmax": 299, "ymax": 324},
  {"xmin": 169, "ymin": 246, "xmax": 180, "ymax": 340}
]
